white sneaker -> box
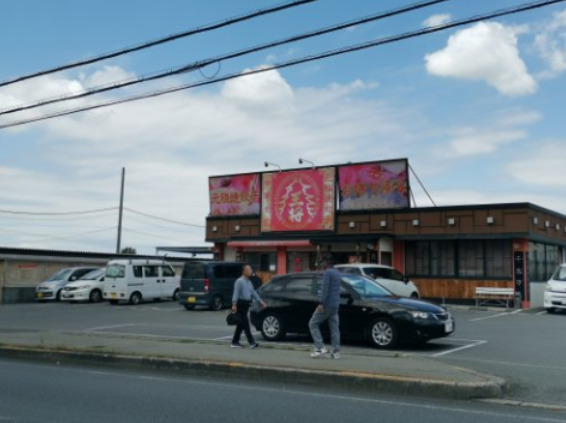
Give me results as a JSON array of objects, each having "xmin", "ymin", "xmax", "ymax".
[
  {"xmin": 331, "ymin": 352, "xmax": 341, "ymax": 359},
  {"xmin": 310, "ymin": 347, "xmax": 328, "ymax": 358}
]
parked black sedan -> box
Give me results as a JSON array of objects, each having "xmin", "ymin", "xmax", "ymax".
[{"xmin": 250, "ymin": 272, "xmax": 455, "ymax": 349}]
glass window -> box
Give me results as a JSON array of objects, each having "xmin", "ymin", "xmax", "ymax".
[
  {"xmin": 182, "ymin": 263, "xmax": 206, "ymax": 279},
  {"xmin": 391, "ymin": 269, "xmax": 404, "ymax": 281},
  {"xmin": 106, "ymin": 264, "xmax": 125, "ymax": 278},
  {"xmin": 285, "ymin": 278, "xmax": 312, "ymax": 293},
  {"xmin": 46, "ymin": 268, "xmax": 72, "ymax": 281},
  {"xmin": 458, "ymin": 240, "xmax": 484, "ymax": 277},
  {"xmin": 225, "ymin": 265, "xmax": 243, "ymax": 279},
  {"xmin": 341, "ymin": 275, "xmax": 391, "ymax": 297},
  {"xmin": 485, "ymin": 240, "xmax": 511, "ymax": 278},
  {"xmin": 144, "ymin": 266, "xmax": 158, "ymax": 278},
  {"xmin": 161, "ymin": 265, "xmax": 175, "ymax": 277},
  {"xmin": 133, "ymin": 266, "xmax": 143, "ymax": 278},
  {"xmin": 80, "ymin": 268, "xmax": 105, "ymax": 280}
]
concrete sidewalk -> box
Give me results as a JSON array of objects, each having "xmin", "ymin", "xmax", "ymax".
[{"xmin": 0, "ymin": 327, "xmax": 505, "ymax": 400}]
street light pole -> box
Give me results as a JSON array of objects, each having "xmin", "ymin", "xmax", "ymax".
[{"xmin": 116, "ymin": 167, "xmax": 125, "ymax": 254}]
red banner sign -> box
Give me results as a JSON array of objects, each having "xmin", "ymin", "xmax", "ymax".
[{"xmin": 261, "ymin": 168, "xmax": 335, "ymax": 232}]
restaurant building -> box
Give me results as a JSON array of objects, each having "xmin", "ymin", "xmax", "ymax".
[{"xmin": 205, "ymin": 158, "xmax": 566, "ymax": 309}]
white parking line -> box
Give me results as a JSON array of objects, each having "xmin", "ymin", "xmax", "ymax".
[
  {"xmin": 470, "ymin": 309, "xmax": 522, "ymax": 322},
  {"xmin": 430, "ymin": 339, "xmax": 487, "ymax": 357}
]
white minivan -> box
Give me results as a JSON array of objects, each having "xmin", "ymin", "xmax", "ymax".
[
  {"xmin": 103, "ymin": 259, "xmax": 180, "ymax": 305},
  {"xmin": 544, "ymin": 263, "xmax": 566, "ymax": 313}
]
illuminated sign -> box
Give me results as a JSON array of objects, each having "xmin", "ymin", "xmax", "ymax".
[
  {"xmin": 261, "ymin": 168, "xmax": 335, "ymax": 232},
  {"xmin": 209, "ymin": 173, "xmax": 261, "ymax": 216},
  {"xmin": 338, "ymin": 160, "xmax": 409, "ymax": 210}
]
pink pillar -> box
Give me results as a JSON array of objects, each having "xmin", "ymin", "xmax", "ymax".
[{"xmin": 277, "ymin": 247, "xmax": 287, "ymax": 275}]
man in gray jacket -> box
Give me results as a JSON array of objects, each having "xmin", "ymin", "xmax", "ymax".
[
  {"xmin": 309, "ymin": 255, "xmax": 341, "ymax": 359},
  {"xmin": 231, "ymin": 264, "xmax": 266, "ymax": 349}
]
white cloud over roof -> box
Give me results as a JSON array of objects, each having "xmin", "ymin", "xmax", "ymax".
[{"xmin": 425, "ymin": 22, "xmax": 537, "ymax": 96}]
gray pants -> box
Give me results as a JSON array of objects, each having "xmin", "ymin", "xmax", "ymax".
[{"xmin": 309, "ymin": 306, "xmax": 340, "ymax": 353}]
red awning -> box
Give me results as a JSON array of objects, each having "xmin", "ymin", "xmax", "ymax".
[{"xmin": 227, "ymin": 240, "xmax": 311, "ymax": 248}]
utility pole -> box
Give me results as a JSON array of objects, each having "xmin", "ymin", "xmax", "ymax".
[{"xmin": 116, "ymin": 167, "xmax": 125, "ymax": 254}]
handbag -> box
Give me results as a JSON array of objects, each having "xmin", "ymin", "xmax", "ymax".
[{"xmin": 226, "ymin": 311, "xmax": 242, "ymax": 326}]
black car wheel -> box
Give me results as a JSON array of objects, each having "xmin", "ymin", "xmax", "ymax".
[
  {"xmin": 129, "ymin": 292, "xmax": 142, "ymax": 305},
  {"xmin": 172, "ymin": 289, "xmax": 180, "ymax": 302},
  {"xmin": 89, "ymin": 289, "xmax": 102, "ymax": 303},
  {"xmin": 369, "ymin": 317, "xmax": 398, "ymax": 349},
  {"xmin": 210, "ymin": 295, "xmax": 224, "ymax": 311},
  {"xmin": 410, "ymin": 292, "xmax": 419, "ymax": 299},
  {"xmin": 261, "ymin": 313, "xmax": 285, "ymax": 341}
]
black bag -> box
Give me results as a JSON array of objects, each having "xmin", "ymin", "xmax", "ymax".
[{"xmin": 226, "ymin": 311, "xmax": 241, "ymax": 326}]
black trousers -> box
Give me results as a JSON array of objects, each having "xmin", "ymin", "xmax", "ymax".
[{"xmin": 232, "ymin": 300, "xmax": 255, "ymax": 345}]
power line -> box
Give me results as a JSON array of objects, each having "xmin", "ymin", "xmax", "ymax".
[
  {"xmin": 0, "ymin": 0, "xmax": 318, "ymax": 89},
  {"xmin": 1, "ymin": 0, "xmax": 563, "ymax": 130},
  {"xmin": 124, "ymin": 207, "xmax": 205, "ymax": 228},
  {"xmin": 0, "ymin": 0, "xmax": 451, "ymax": 116},
  {"xmin": 122, "ymin": 227, "xmax": 196, "ymax": 242},
  {"xmin": 0, "ymin": 207, "xmax": 118, "ymax": 216}
]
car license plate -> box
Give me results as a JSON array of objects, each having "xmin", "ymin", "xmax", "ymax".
[
  {"xmin": 111, "ymin": 293, "xmax": 117, "ymax": 299},
  {"xmin": 445, "ymin": 320, "xmax": 453, "ymax": 333},
  {"xmin": 188, "ymin": 296, "xmax": 196, "ymax": 303},
  {"xmin": 37, "ymin": 293, "xmax": 43, "ymax": 299}
]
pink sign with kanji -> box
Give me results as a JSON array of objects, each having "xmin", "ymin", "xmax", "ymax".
[
  {"xmin": 261, "ymin": 168, "xmax": 335, "ymax": 232},
  {"xmin": 209, "ymin": 173, "xmax": 261, "ymax": 216}
]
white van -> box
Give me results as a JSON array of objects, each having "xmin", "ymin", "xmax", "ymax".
[
  {"xmin": 103, "ymin": 259, "xmax": 180, "ymax": 305},
  {"xmin": 544, "ymin": 263, "xmax": 566, "ymax": 313}
]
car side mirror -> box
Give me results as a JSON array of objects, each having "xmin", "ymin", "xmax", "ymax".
[{"xmin": 70, "ymin": 276, "xmax": 77, "ymax": 281}]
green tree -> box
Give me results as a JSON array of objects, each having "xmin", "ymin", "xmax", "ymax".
[{"xmin": 120, "ymin": 247, "xmax": 137, "ymax": 255}]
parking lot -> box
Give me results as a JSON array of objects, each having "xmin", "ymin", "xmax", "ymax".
[{"xmin": 0, "ymin": 301, "xmax": 565, "ymax": 407}]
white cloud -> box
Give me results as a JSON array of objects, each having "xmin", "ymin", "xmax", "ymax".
[
  {"xmin": 432, "ymin": 109, "xmax": 541, "ymax": 159},
  {"xmin": 507, "ymin": 141, "xmax": 566, "ymax": 188},
  {"xmin": 534, "ymin": 9, "xmax": 566, "ymax": 77},
  {"xmin": 0, "ymin": 66, "xmax": 415, "ymax": 253},
  {"xmin": 425, "ymin": 22, "xmax": 537, "ymax": 96},
  {"xmin": 423, "ymin": 14, "xmax": 451, "ymax": 28},
  {"xmin": 444, "ymin": 129, "xmax": 526, "ymax": 157}
]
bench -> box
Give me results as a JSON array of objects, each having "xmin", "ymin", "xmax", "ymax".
[{"xmin": 475, "ymin": 287, "xmax": 515, "ymax": 308}]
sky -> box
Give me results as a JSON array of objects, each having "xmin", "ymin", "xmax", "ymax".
[{"xmin": 1, "ymin": 0, "xmax": 566, "ymax": 255}]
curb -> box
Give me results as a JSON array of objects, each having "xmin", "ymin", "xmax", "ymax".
[{"xmin": 0, "ymin": 344, "xmax": 505, "ymax": 400}]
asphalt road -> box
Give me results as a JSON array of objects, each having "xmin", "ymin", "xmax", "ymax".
[
  {"xmin": 1, "ymin": 301, "xmax": 565, "ymax": 408},
  {"xmin": 1, "ymin": 357, "xmax": 564, "ymax": 423}
]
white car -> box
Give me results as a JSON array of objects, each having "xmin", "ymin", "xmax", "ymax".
[
  {"xmin": 61, "ymin": 268, "xmax": 106, "ymax": 303},
  {"xmin": 335, "ymin": 263, "xmax": 420, "ymax": 299},
  {"xmin": 544, "ymin": 263, "xmax": 566, "ymax": 313}
]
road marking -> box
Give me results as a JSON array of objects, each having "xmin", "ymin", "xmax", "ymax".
[
  {"xmin": 430, "ymin": 339, "xmax": 487, "ymax": 357},
  {"xmin": 470, "ymin": 309, "xmax": 522, "ymax": 322}
]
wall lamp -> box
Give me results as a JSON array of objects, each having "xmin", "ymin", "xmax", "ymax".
[
  {"xmin": 447, "ymin": 218, "xmax": 456, "ymax": 226},
  {"xmin": 348, "ymin": 221, "xmax": 356, "ymax": 229},
  {"xmin": 486, "ymin": 216, "xmax": 495, "ymax": 225},
  {"xmin": 212, "ymin": 225, "xmax": 218, "ymax": 232},
  {"xmin": 298, "ymin": 158, "xmax": 315, "ymax": 169},
  {"xmin": 264, "ymin": 161, "xmax": 281, "ymax": 172},
  {"xmin": 234, "ymin": 225, "xmax": 241, "ymax": 232}
]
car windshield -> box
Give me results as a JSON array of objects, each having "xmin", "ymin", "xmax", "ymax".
[
  {"xmin": 79, "ymin": 268, "xmax": 105, "ymax": 280},
  {"xmin": 106, "ymin": 264, "xmax": 125, "ymax": 278},
  {"xmin": 552, "ymin": 266, "xmax": 566, "ymax": 281},
  {"xmin": 46, "ymin": 268, "xmax": 72, "ymax": 281},
  {"xmin": 341, "ymin": 275, "xmax": 392, "ymax": 298}
]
